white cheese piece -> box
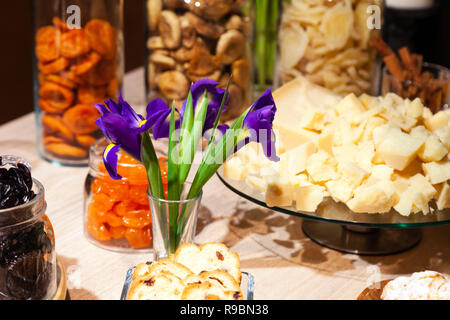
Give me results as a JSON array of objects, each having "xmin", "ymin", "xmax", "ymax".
[
  {"xmin": 333, "ymin": 93, "xmax": 366, "ymax": 120},
  {"xmin": 424, "ymin": 111, "xmax": 450, "ymax": 132},
  {"xmin": 295, "ymin": 184, "xmax": 325, "ymax": 212},
  {"xmin": 325, "ymin": 162, "xmax": 368, "ymax": 203},
  {"xmin": 417, "ymin": 134, "xmax": 447, "ymax": 162},
  {"xmin": 405, "ymin": 98, "xmax": 424, "ymax": 119},
  {"xmin": 306, "ymin": 150, "xmax": 339, "ymax": 183},
  {"xmin": 279, "ymin": 142, "xmax": 317, "ymax": 176},
  {"xmin": 371, "ymin": 164, "xmax": 394, "ymax": 181},
  {"xmin": 317, "ymin": 128, "xmax": 334, "ymax": 155},
  {"xmin": 347, "ymin": 179, "xmax": 396, "ymax": 213},
  {"xmin": 245, "ymin": 175, "xmax": 267, "ymax": 193},
  {"xmin": 434, "ymin": 126, "xmax": 450, "ymax": 150},
  {"xmin": 422, "ymin": 161, "xmax": 450, "ymax": 184},
  {"xmin": 265, "ymin": 177, "xmax": 293, "ymax": 207},
  {"xmin": 223, "ymin": 156, "xmax": 246, "ymax": 180},
  {"xmin": 436, "ymin": 182, "xmax": 450, "ymax": 210}
]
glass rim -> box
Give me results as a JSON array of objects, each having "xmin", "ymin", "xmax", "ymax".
[
  {"xmin": 382, "ymin": 62, "xmax": 450, "ymax": 84},
  {"xmin": 0, "ymin": 178, "xmax": 46, "ymax": 230},
  {"xmin": 147, "ymin": 184, "xmax": 203, "ymax": 204}
]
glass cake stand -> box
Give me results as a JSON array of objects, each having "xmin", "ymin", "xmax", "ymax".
[{"xmin": 217, "ymin": 167, "xmax": 450, "ymax": 256}]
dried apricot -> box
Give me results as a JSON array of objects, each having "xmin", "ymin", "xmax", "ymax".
[
  {"xmin": 122, "ymin": 210, "xmax": 151, "ymax": 229},
  {"xmin": 80, "ymin": 58, "xmax": 117, "ymax": 86},
  {"xmin": 52, "ymin": 17, "xmax": 71, "ymax": 32},
  {"xmin": 63, "ymin": 104, "xmax": 100, "ymax": 134},
  {"xmin": 107, "ymin": 77, "xmax": 119, "ymax": 97},
  {"xmin": 78, "ymin": 86, "xmax": 107, "ymax": 105},
  {"xmin": 71, "ymin": 51, "xmax": 102, "ymax": 75},
  {"xmin": 36, "ymin": 26, "xmax": 61, "ymax": 63},
  {"xmin": 109, "ymin": 226, "xmax": 127, "ymax": 239},
  {"xmin": 91, "ymin": 192, "xmax": 116, "ymax": 212},
  {"xmin": 38, "ymin": 57, "xmax": 70, "ymax": 75},
  {"xmin": 87, "ymin": 221, "xmax": 111, "ymax": 241},
  {"xmin": 39, "ymin": 99, "xmax": 63, "ymax": 114},
  {"xmin": 113, "ymin": 200, "xmax": 139, "ymax": 217},
  {"xmin": 45, "ymin": 142, "xmax": 88, "ymax": 158},
  {"xmin": 125, "ymin": 227, "xmax": 152, "ymax": 249},
  {"xmin": 76, "ymin": 134, "xmax": 97, "ymax": 148},
  {"xmin": 128, "ymin": 185, "xmax": 150, "ymax": 205},
  {"xmin": 42, "ymin": 115, "xmax": 74, "ymax": 141},
  {"xmin": 61, "ymin": 29, "xmax": 91, "ymax": 58},
  {"xmin": 85, "ymin": 19, "xmax": 117, "ymax": 59},
  {"xmin": 39, "ymin": 82, "xmax": 74, "ymax": 111},
  {"xmin": 45, "ymin": 74, "xmax": 77, "ymax": 89}
]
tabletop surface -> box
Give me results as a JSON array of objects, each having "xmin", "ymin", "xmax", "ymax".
[{"xmin": 2, "ymin": 69, "xmax": 450, "ymax": 300}]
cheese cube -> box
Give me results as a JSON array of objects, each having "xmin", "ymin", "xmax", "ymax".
[
  {"xmin": 245, "ymin": 175, "xmax": 267, "ymax": 192},
  {"xmin": 405, "ymin": 98, "xmax": 424, "ymax": 119},
  {"xmin": 394, "ymin": 190, "xmax": 428, "ymax": 216},
  {"xmin": 372, "ymin": 124, "xmax": 393, "ymax": 148},
  {"xmin": 265, "ymin": 177, "xmax": 293, "ymax": 207},
  {"xmin": 361, "ymin": 116, "xmax": 387, "ymax": 142},
  {"xmin": 376, "ymin": 127, "xmax": 423, "ymax": 170},
  {"xmin": 347, "ymin": 180, "xmax": 396, "ymax": 213},
  {"xmin": 380, "ymin": 107, "xmax": 417, "ymax": 132},
  {"xmin": 434, "ymin": 126, "xmax": 450, "ymax": 150},
  {"xmin": 306, "ymin": 150, "xmax": 339, "ymax": 182},
  {"xmin": 223, "ymin": 157, "xmax": 246, "ymax": 180},
  {"xmin": 295, "ymin": 184, "xmax": 325, "ymax": 212},
  {"xmin": 299, "ymin": 108, "xmax": 326, "ymax": 131},
  {"xmin": 325, "ymin": 162, "xmax": 368, "ymax": 203},
  {"xmin": 424, "ymin": 111, "xmax": 450, "ymax": 132},
  {"xmin": 409, "ymin": 173, "xmax": 437, "ymax": 199},
  {"xmin": 423, "ymin": 161, "xmax": 450, "ymax": 184},
  {"xmin": 359, "ymin": 94, "xmax": 379, "ymax": 110},
  {"xmin": 371, "ymin": 165, "xmax": 394, "ymax": 181},
  {"xmin": 317, "ymin": 129, "xmax": 334, "ymax": 155},
  {"xmin": 422, "ymin": 107, "xmax": 433, "ymax": 120},
  {"xmin": 289, "ymin": 173, "xmax": 311, "ymax": 190},
  {"xmin": 437, "ymin": 182, "xmax": 450, "ymax": 210},
  {"xmin": 417, "ymin": 134, "xmax": 447, "ymax": 162},
  {"xmin": 279, "ymin": 142, "xmax": 316, "ymax": 176},
  {"xmin": 334, "ymin": 93, "xmax": 366, "ymax": 117}
]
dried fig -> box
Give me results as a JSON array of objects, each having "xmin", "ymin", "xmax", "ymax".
[
  {"xmin": 85, "ymin": 19, "xmax": 117, "ymax": 59},
  {"xmin": 157, "ymin": 70, "xmax": 189, "ymax": 100},
  {"xmin": 187, "ymin": 0, "xmax": 232, "ymax": 21},
  {"xmin": 158, "ymin": 11, "xmax": 181, "ymax": 49},
  {"xmin": 63, "ymin": 104, "xmax": 100, "ymax": 134},
  {"xmin": 183, "ymin": 12, "xmax": 224, "ymax": 40},
  {"xmin": 35, "ymin": 26, "xmax": 61, "ymax": 63},
  {"xmin": 60, "ymin": 29, "xmax": 91, "ymax": 58},
  {"xmin": 39, "ymin": 82, "xmax": 74, "ymax": 111},
  {"xmin": 216, "ymin": 30, "xmax": 245, "ymax": 64},
  {"xmin": 187, "ymin": 69, "xmax": 222, "ymax": 82},
  {"xmin": 187, "ymin": 46, "xmax": 220, "ymax": 76},
  {"xmin": 231, "ymin": 58, "xmax": 250, "ymax": 89}
]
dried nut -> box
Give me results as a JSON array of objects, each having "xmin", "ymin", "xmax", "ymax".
[
  {"xmin": 187, "ymin": 46, "xmax": 220, "ymax": 76},
  {"xmin": 184, "ymin": 12, "xmax": 224, "ymax": 39},
  {"xmin": 158, "ymin": 11, "xmax": 181, "ymax": 49},
  {"xmin": 45, "ymin": 142, "xmax": 88, "ymax": 158},
  {"xmin": 147, "ymin": 63, "xmax": 158, "ymax": 90},
  {"xmin": 216, "ymin": 30, "xmax": 245, "ymax": 64},
  {"xmin": 187, "ymin": 69, "xmax": 222, "ymax": 83},
  {"xmin": 180, "ymin": 17, "xmax": 196, "ymax": 48},
  {"xmin": 147, "ymin": 36, "xmax": 165, "ymax": 50},
  {"xmin": 223, "ymin": 84, "xmax": 244, "ymax": 119},
  {"xmin": 42, "ymin": 115, "xmax": 74, "ymax": 141},
  {"xmin": 157, "ymin": 70, "xmax": 189, "ymax": 100},
  {"xmin": 188, "ymin": 0, "xmax": 232, "ymax": 21},
  {"xmin": 225, "ymin": 15, "xmax": 243, "ymax": 31},
  {"xmin": 147, "ymin": 0, "xmax": 162, "ymax": 32},
  {"xmin": 163, "ymin": 0, "xmax": 186, "ymax": 9},
  {"xmin": 231, "ymin": 58, "xmax": 250, "ymax": 89},
  {"xmin": 150, "ymin": 52, "xmax": 176, "ymax": 69},
  {"xmin": 63, "ymin": 104, "xmax": 100, "ymax": 134}
]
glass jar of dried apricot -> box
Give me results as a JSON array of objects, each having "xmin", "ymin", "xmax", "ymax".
[
  {"xmin": 32, "ymin": 0, "xmax": 124, "ymax": 166},
  {"xmin": 84, "ymin": 139, "xmax": 168, "ymax": 252}
]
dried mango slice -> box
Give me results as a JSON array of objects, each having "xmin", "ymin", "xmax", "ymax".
[
  {"xmin": 39, "ymin": 82, "xmax": 74, "ymax": 110},
  {"xmin": 76, "ymin": 134, "xmax": 97, "ymax": 148},
  {"xmin": 61, "ymin": 29, "xmax": 91, "ymax": 58},
  {"xmin": 80, "ymin": 58, "xmax": 117, "ymax": 86},
  {"xmin": 38, "ymin": 57, "xmax": 70, "ymax": 75},
  {"xmin": 86, "ymin": 220, "xmax": 111, "ymax": 241},
  {"xmin": 85, "ymin": 19, "xmax": 117, "ymax": 59},
  {"xmin": 113, "ymin": 201, "xmax": 140, "ymax": 217},
  {"xmin": 91, "ymin": 192, "xmax": 116, "ymax": 212},
  {"xmin": 42, "ymin": 115, "xmax": 74, "ymax": 141},
  {"xmin": 122, "ymin": 210, "xmax": 151, "ymax": 229},
  {"xmin": 45, "ymin": 74, "xmax": 77, "ymax": 89},
  {"xmin": 39, "ymin": 99, "xmax": 63, "ymax": 114},
  {"xmin": 45, "ymin": 142, "xmax": 88, "ymax": 158},
  {"xmin": 105, "ymin": 211, "xmax": 123, "ymax": 228},
  {"xmin": 36, "ymin": 26, "xmax": 61, "ymax": 63},
  {"xmin": 63, "ymin": 104, "xmax": 100, "ymax": 134},
  {"xmin": 125, "ymin": 227, "xmax": 151, "ymax": 249},
  {"xmin": 78, "ymin": 86, "xmax": 107, "ymax": 105},
  {"xmin": 109, "ymin": 226, "xmax": 127, "ymax": 239},
  {"xmin": 70, "ymin": 51, "xmax": 102, "ymax": 75}
]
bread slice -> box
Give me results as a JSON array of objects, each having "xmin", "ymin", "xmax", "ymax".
[
  {"xmin": 184, "ymin": 270, "xmax": 241, "ymax": 292},
  {"xmin": 174, "ymin": 243, "xmax": 241, "ymax": 284},
  {"xmin": 181, "ymin": 281, "xmax": 243, "ymax": 300},
  {"xmin": 127, "ymin": 270, "xmax": 186, "ymax": 300}
]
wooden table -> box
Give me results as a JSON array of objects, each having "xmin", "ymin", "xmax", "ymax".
[{"xmin": 2, "ymin": 69, "xmax": 450, "ymax": 300}]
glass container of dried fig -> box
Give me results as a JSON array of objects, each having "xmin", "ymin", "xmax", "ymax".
[
  {"xmin": 145, "ymin": 0, "xmax": 254, "ymax": 122},
  {"xmin": 32, "ymin": 0, "xmax": 124, "ymax": 166}
]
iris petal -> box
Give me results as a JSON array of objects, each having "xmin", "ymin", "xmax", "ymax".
[{"xmin": 103, "ymin": 144, "xmax": 122, "ymax": 180}]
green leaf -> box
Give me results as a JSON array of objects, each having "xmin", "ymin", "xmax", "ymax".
[
  {"xmin": 141, "ymin": 131, "xmax": 164, "ymax": 200},
  {"xmin": 167, "ymin": 101, "xmax": 180, "ymax": 201}
]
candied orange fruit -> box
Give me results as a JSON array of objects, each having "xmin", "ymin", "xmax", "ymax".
[{"xmin": 86, "ymin": 155, "xmax": 167, "ymax": 249}]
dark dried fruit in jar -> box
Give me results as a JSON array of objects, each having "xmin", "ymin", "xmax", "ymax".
[{"xmin": 0, "ymin": 157, "xmax": 35, "ymax": 210}]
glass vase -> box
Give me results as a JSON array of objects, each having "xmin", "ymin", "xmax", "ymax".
[
  {"xmin": 148, "ymin": 184, "xmax": 202, "ymax": 260},
  {"xmin": 32, "ymin": 0, "xmax": 124, "ymax": 166}
]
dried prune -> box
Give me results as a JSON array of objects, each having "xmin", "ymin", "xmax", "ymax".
[{"xmin": 0, "ymin": 158, "xmax": 35, "ymax": 210}]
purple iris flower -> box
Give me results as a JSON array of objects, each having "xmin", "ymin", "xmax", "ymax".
[
  {"xmin": 240, "ymin": 88, "xmax": 279, "ymax": 161},
  {"xmin": 148, "ymin": 78, "xmax": 228, "ymax": 140},
  {"xmin": 95, "ymin": 92, "xmax": 152, "ymax": 180}
]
